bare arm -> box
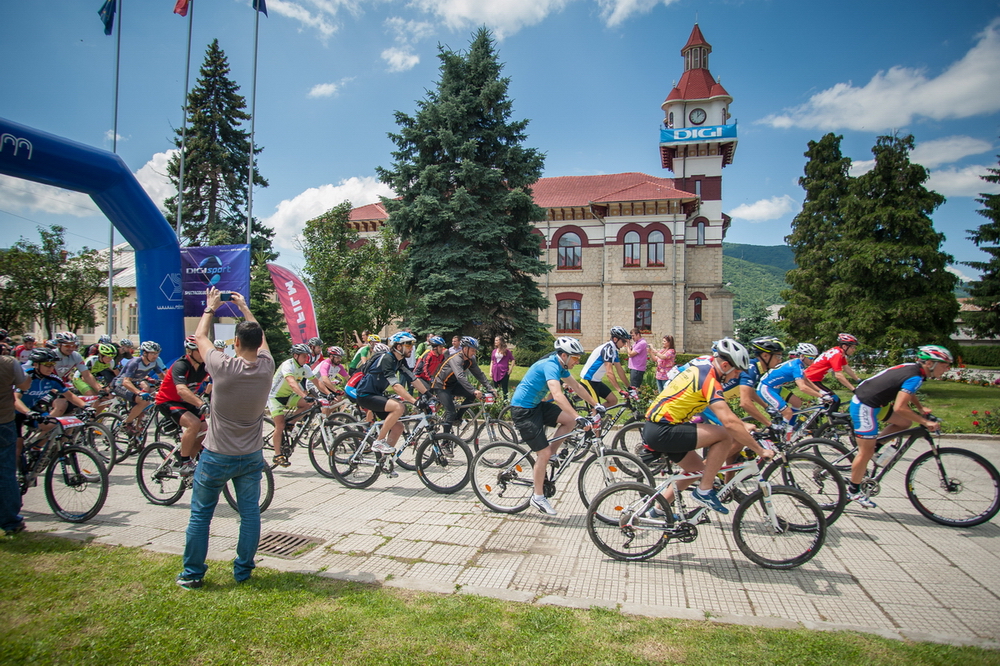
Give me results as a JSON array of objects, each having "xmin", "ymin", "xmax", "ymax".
[
  {"xmin": 794, "ymin": 377, "xmax": 824, "ymax": 399},
  {"xmin": 194, "ymin": 288, "xmax": 221, "ymax": 359},
  {"xmin": 175, "ymin": 383, "xmax": 205, "ymax": 409},
  {"xmin": 832, "ymin": 370, "xmax": 855, "ymax": 392},
  {"xmin": 739, "ymin": 385, "xmax": 772, "ymax": 426},
  {"xmin": 715, "ymin": 400, "xmax": 772, "ymax": 457}
]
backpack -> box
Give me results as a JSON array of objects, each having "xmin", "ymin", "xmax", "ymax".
[{"xmin": 344, "ymin": 352, "xmax": 387, "ymax": 400}]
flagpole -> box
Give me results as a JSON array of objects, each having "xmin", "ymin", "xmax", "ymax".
[
  {"xmin": 175, "ymin": 0, "xmax": 194, "ymax": 241},
  {"xmin": 107, "ymin": 0, "xmax": 122, "ymax": 338},
  {"xmin": 246, "ymin": 4, "xmax": 261, "ymax": 247}
]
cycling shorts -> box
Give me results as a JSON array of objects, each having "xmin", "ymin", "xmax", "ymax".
[
  {"xmin": 510, "ymin": 402, "xmax": 563, "ymax": 452},
  {"xmin": 579, "ymin": 379, "xmax": 612, "ymax": 404},
  {"xmin": 157, "ymin": 401, "xmax": 203, "ymax": 427},
  {"xmin": 355, "ymin": 394, "xmax": 396, "ymax": 420},
  {"xmin": 641, "ymin": 420, "xmax": 698, "ymax": 463},
  {"xmin": 758, "ymin": 384, "xmax": 789, "ymax": 413},
  {"xmin": 268, "ymin": 393, "xmax": 302, "ymax": 417},
  {"xmin": 849, "ymin": 396, "xmax": 888, "ymax": 438}
]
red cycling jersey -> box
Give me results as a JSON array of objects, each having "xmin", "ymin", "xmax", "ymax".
[
  {"xmin": 804, "ymin": 346, "xmax": 848, "ymax": 383},
  {"xmin": 155, "ymin": 357, "xmax": 209, "ymax": 405}
]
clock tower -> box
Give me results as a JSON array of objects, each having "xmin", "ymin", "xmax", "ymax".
[{"xmin": 659, "ymin": 24, "xmax": 737, "ymax": 348}]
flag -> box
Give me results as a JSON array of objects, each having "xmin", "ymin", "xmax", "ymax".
[
  {"xmin": 174, "ymin": 0, "xmax": 189, "ymax": 17},
  {"xmin": 253, "ymin": 0, "xmax": 268, "ymax": 16},
  {"xmin": 267, "ymin": 264, "xmax": 318, "ymax": 345},
  {"xmin": 98, "ymin": 0, "xmax": 116, "ymax": 35}
]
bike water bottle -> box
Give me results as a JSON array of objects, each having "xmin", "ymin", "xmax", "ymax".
[{"xmin": 874, "ymin": 443, "xmax": 897, "ymax": 467}]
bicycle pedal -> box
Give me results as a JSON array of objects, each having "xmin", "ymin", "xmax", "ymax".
[{"xmin": 386, "ymin": 470, "xmax": 399, "ymax": 479}]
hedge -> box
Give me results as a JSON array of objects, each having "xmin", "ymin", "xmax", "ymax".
[{"xmin": 956, "ymin": 345, "xmax": 1000, "ymax": 368}]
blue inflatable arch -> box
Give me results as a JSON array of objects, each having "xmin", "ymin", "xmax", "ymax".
[{"xmin": 0, "ymin": 116, "xmax": 183, "ymax": 361}]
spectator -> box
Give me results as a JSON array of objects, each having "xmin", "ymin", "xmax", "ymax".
[
  {"xmin": 1, "ymin": 354, "xmax": 31, "ymax": 535},
  {"xmin": 490, "ymin": 336, "xmax": 515, "ymax": 398},
  {"xmin": 626, "ymin": 327, "xmax": 648, "ymax": 388},
  {"xmin": 651, "ymin": 335, "xmax": 676, "ymax": 391}
]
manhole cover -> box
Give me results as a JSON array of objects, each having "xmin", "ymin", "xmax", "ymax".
[{"xmin": 257, "ymin": 531, "xmax": 324, "ymax": 559}]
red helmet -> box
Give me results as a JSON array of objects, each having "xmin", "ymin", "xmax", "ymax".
[{"xmin": 837, "ymin": 333, "xmax": 858, "ymax": 345}]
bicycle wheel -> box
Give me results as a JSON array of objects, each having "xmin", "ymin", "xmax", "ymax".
[
  {"xmin": 223, "ymin": 462, "xmax": 275, "ymax": 513},
  {"xmin": 454, "ymin": 404, "xmax": 481, "ymax": 442},
  {"xmin": 135, "ymin": 441, "xmax": 186, "ymax": 505},
  {"xmin": 329, "ymin": 430, "xmax": 381, "ymax": 489},
  {"xmin": 92, "ymin": 412, "xmax": 126, "ymax": 463},
  {"xmin": 789, "ymin": 437, "xmax": 854, "ymax": 475},
  {"xmin": 471, "ymin": 418, "xmax": 519, "ymax": 452},
  {"xmin": 585, "ymin": 482, "xmax": 670, "ymax": 561},
  {"xmin": 307, "ymin": 424, "xmax": 344, "ymax": 478},
  {"xmin": 763, "ymin": 453, "xmax": 847, "ymax": 526},
  {"xmin": 393, "ymin": 419, "xmax": 423, "ymax": 472},
  {"xmin": 153, "ymin": 411, "xmax": 181, "ymax": 444},
  {"xmin": 577, "ymin": 450, "xmax": 655, "ymax": 522},
  {"xmin": 415, "ymin": 433, "xmax": 473, "ymax": 494},
  {"xmin": 471, "ymin": 441, "xmax": 534, "ymax": 513},
  {"xmin": 44, "ymin": 445, "xmax": 108, "ymax": 523},
  {"xmin": 905, "ymin": 446, "xmax": 1000, "ymax": 527},
  {"xmin": 611, "ymin": 420, "xmax": 646, "ymax": 454},
  {"xmin": 72, "ymin": 422, "xmax": 117, "ymax": 471},
  {"xmin": 732, "ymin": 486, "xmax": 826, "ymax": 569}
]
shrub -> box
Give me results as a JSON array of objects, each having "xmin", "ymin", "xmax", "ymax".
[{"xmin": 956, "ymin": 345, "xmax": 1000, "ymax": 368}]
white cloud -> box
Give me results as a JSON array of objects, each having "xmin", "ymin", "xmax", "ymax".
[
  {"xmin": 947, "ymin": 265, "xmax": 975, "ymax": 283},
  {"xmin": 728, "ymin": 195, "xmax": 796, "ymax": 222},
  {"xmin": 385, "ymin": 17, "xmax": 436, "ymax": 44},
  {"xmin": 104, "ymin": 130, "xmax": 125, "ymax": 144},
  {"xmin": 134, "ymin": 150, "xmax": 177, "ymax": 211},
  {"xmin": 308, "ymin": 82, "xmax": 341, "ymax": 98},
  {"xmin": 261, "ymin": 176, "xmax": 394, "ymax": 250},
  {"xmin": 410, "ymin": 0, "xmax": 571, "ymax": 38},
  {"xmin": 266, "ymin": 0, "xmax": 339, "ymax": 37},
  {"xmin": 849, "ymin": 159, "xmax": 875, "ymax": 177},
  {"xmin": 759, "ymin": 18, "xmax": 1000, "ymax": 131},
  {"xmin": 911, "ymin": 136, "xmax": 995, "ymax": 169},
  {"xmin": 382, "ymin": 47, "xmax": 420, "ymax": 73},
  {"xmin": 927, "ymin": 164, "xmax": 1000, "ymax": 197},
  {"xmin": 596, "ymin": 0, "xmax": 679, "ymax": 28},
  {"xmin": 0, "ymin": 175, "xmax": 97, "ymax": 217}
]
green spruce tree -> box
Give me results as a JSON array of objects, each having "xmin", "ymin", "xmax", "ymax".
[
  {"xmin": 962, "ymin": 143, "xmax": 1000, "ymax": 338},
  {"xmin": 376, "ymin": 28, "xmax": 550, "ymax": 345}
]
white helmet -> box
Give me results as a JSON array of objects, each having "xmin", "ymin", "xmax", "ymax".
[
  {"xmin": 712, "ymin": 338, "xmax": 750, "ymax": 371},
  {"xmin": 554, "ymin": 336, "xmax": 584, "ymax": 355},
  {"xmin": 795, "ymin": 342, "xmax": 819, "ymax": 358}
]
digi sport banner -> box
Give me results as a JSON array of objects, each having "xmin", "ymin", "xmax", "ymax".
[{"xmin": 181, "ymin": 244, "xmax": 251, "ymax": 317}]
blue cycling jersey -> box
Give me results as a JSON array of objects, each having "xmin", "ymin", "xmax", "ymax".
[
  {"xmin": 759, "ymin": 358, "xmax": 806, "ymax": 391},
  {"xmin": 18, "ymin": 372, "xmax": 68, "ymax": 410},
  {"xmin": 511, "ymin": 354, "xmax": 569, "ymax": 409},
  {"xmin": 738, "ymin": 357, "xmax": 770, "ymax": 389}
]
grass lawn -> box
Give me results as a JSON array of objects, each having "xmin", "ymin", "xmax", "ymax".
[{"xmin": 2, "ymin": 533, "xmax": 998, "ymax": 666}]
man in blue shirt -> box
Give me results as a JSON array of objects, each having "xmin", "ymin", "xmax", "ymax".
[
  {"xmin": 509, "ymin": 337, "xmax": 599, "ymax": 516},
  {"xmin": 757, "ymin": 342, "xmax": 827, "ymax": 423}
]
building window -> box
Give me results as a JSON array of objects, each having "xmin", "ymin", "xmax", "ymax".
[
  {"xmin": 689, "ymin": 292, "xmax": 707, "ymax": 322},
  {"xmin": 83, "ymin": 323, "xmax": 95, "ymax": 335},
  {"xmin": 557, "ymin": 232, "xmax": 582, "ymax": 269},
  {"xmin": 127, "ymin": 303, "xmax": 138, "ymax": 335},
  {"xmin": 648, "ymin": 230, "xmax": 664, "ymax": 266},
  {"xmin": 557, "ymin": 299, "xmax": 581, "ymax": 333},
  {"xmin": 623, "ymin": 231, "xmax": 641, "ymax": 267},
  {"xmin": 668, "ymin": 112, "xmax": 674, "ymax": 128},
  {"xmin": 693, "ymin": 298, "xmax": 702, "ymax": 321},
  {"xmin": 696, "ymin": 221, "xmax": 706, "ymax": 246},
  {"xmin": 634, "ymin": 298, "xmax": 652, "ymax": 332}
]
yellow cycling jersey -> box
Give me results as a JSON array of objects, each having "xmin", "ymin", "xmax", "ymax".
[{"xmin": 645, "ymin": 362, "xmax": 725, "ymax": 423}]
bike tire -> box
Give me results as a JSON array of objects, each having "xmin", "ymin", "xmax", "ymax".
[
  {"xmin": 73, "ymin": 421, "xmax": 118, "ymax": 471},
  {"xmin": 471, "ymin": 419, "xmax": 519, "ymax": 453},
  {"xmin": 307, "ymin": 424, "xmax": 342, "ymax": 478},
  {"xmin": 415, "ymin": 433, "xmax": 473, "ymax": 494},
  {"xmin": 585, "ymin": 482, "xmax": 670, "ymax": 561},
  {"xmin": 153, "ymin": 411, "xmax": 181, "ymax": 445},
  {"xmin": 222, "ymin": 461, "xmax": 275, "ymax": 513},
  {"xmin": 135, "ymin": 441, "xmax": 186, "ymax": 505},
  {"xmin": 611, "ymin": 420, "xmax": 646, "ymax": 454},
  {"xmin": 732, "ymin": 485, "xmax": 826, "ymax": 569},
  {"xmin": 92, "ymin": 412, "xmax": 126, "ymax": 464},
  {"xmin": 325, "ymin": 411, "xmax": 359, "ymax": 427},
  {"xmin": 577, "ymin": 450, "xmax": 655, "ymax": 523},
  {"xmin": 762, "ymin": 453, "xmax": 847, "ymax": 526},
  {"xmin": 470, "ymin": 441, "xmax": 534, "ymax": 513},
  {"xmin": 329, "ymin": 430, "xmax": 381, "ymax": 489},
  {"xmin": 43, "ymin": 445, "xmax": 109, "ymax": 523},
  {"xmin": 905, "ymin": 446, "xmax": 1000, "ymax": 527},
  {"xmin": 788, "ymin": 437, "xmax": 854, "ymax": 475}
]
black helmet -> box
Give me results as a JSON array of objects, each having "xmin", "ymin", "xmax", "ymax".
[
  {"xmin": 307, "ymin": 337, "xmax": 324, "ymax": 347},
  {"xmin": 749, "ymin": 336, "xmax": 785, "ymax": 355},
  {"xmin": 610, "ymin": 326, "xmax": 630, "ymax": 342},
  {"xmin": 30, "ymin": 348, "xmax": 60, "ymax": 364}
]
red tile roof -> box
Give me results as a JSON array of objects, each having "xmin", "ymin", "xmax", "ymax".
[
  {"xmin": 664, "ymin": 68, "xmax": 730, "ymax": 103},
  {"xmin": 531, "ymin": 173, "xmax": 696, "ymax": 207},
  {"xmin": 682, "ymin": 24, "xmax": 710, "ymax": 52},
  {"xmin": 349, "ymin": 201, "xmax": 387, "ymax": 221}
]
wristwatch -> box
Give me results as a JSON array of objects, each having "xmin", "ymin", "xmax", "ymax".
[{"xmin": 203, "ymin": 307, "xmax": 215, "ymax": 315}]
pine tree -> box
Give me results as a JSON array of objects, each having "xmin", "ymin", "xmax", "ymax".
[
  {"xmin": 376, "ymin": 28, "xmax": 551, "ymax": 345},
  {"xmin": 781, "ymin": 133, "xmax": 851, "ymax": 341},
  {"xmin": 829, "ymin": 134, "xmax": 957, "ymax": 348},
  {"xmin": 962, "ymin": 143, "xmax": 1000, "ymax": 338}
]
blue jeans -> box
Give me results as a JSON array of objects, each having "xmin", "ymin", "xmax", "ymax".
[
  {"xmin": 0, "ymin": 420, "xmax": 22, "ymax": 532},
  {"xmin": 181, "ymin": 448, "xmax": 264, "ymax": 582}
]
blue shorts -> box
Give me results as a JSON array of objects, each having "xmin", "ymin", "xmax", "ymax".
[
  {"xmin": 849, "ymin": 396, "xmax": 888, "ymax": 438},
  {"xmin": 757, "ymin": 384, "xmax": 786, "ymax": 412}
]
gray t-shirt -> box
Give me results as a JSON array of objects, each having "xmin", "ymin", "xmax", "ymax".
[
  {"xmin": 0, "ymin": 356, "xmax": 28, "ymax": 424},
  {"xmin": 202, "ymin": 347, "xmax": 275, "ymax": 456}
]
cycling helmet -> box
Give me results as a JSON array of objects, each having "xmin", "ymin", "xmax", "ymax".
[
  {"xmin": 98, "ymin": 334, "xmax": 112, "ymax": 344},
  {"xmin": 55, "ymin": 331, "xmax": 78, "ymax": 345},
  {"xmin": 554, "ymin": 336, "xmax": 584, "ymax": 355},
  {"xmin": 917, "ymin": 345, "xmax": 953, "ymax": 363},
  {"xmin": 23, "ymin": 335, "xmax": 35, "ymax": 343},
  {"xmin": 119, "ymin": 338, "xmax": 134, "ymax": 348},
  {"xmin": 430, "ymin": 336, "xmax": 446, "ymax": 347},
  {"xmin": 372, "ymin": 342, "xmax": 390, "ymax": 354},
  {"xmin": 290, "ymin": 343, "xmax": 311, "ymax": 356},
  {"xmin": 307, "ymin": 336, "xmax": 324, "ymax": 347},
  {"xmin": 749, "ymin": 336, "xmax": 785, "ymax": 355},
  {"xmin": 30, "ymin": 348, "xmax": 60, "ymax": 364},
  {"xmin": 44, "ymin": 340, "xmax": 56, "ymax": 349},
  {"xmin": 184, "ymin": 335, "xmax": 199, "ymax": 351},
  {"xmin": 795, "ymin": 342, "xmax": 819, "ymax": 358},
  {"xmin": 97, "ymin": 343, "xmax": 117, "ymax": 358},
  {"xmin": 0, "ymin": 329, "xmax": 6, "ymax": 340},
  {"xmin": 837, "ymin": 333, "xmax": 858, "ymax": 345},
  {"xmin": 712, "ymin": 338, "xmax": 750, "ymax": 371},
  {"xmin": 327, "ymin": 345, "xmax": 345, "ymax": 357},
  {"xmin": 460, "ymin": 336, "xmax": 479, "ymax": 349},
  {"xmin": 610, "ymin": 326, "xmax": 630, "ymax": 342},
  {"xmin": 390, "ymin": 332, "xmax": 417, "ymax": 346},
  {"xmin": 213, "ymin": 340, "xmax": 226, "ymax": 349},
  {"xmin": 367, "ymin": 334, "xmax": 381, "ymax": 343},
  {"xmin": 140, "ymin": 340, "xmax": 161, "ymax": 354}
]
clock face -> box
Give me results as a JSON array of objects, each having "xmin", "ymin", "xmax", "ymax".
[{"xmin": 689, "ymin": 108, "xmax": 707, "ymax": 125}]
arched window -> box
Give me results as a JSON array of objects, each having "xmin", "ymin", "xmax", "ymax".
[
  {"xmin": 623, "ymin": 231, "xmax": 641, "ymax": 267},
  {"xmin": 558, "ymin": 232, "xmax": 582, "ymax": 269},
  {"xmin": 689, "ymin": 292, "xmax": 707, "ymax": 322},
  {"xmin": 634, "ymin": 298, "xmax": 652, "ymax": 332},
  {"xmin": 696, "ymin": 221, "xmax": 706, "ymax": 246},
  {"xmin": 693, "ymin": 298, "xmax": 703, "ymax": 321},
  {"xmin": 647, "ymin": 230, "xmax": 664, "ymax": 267},
  {"xmin": 557, "ymin": 299, "xmax": 581, "ymax": 333}
]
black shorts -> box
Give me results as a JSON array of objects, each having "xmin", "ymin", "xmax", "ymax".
[
  {"xmin": 580, "ymin": 379, "xmax": 612, "ymax": 402},
  {"xmin": 642, "ymin": 420, "xmax": 699, "ymax": 463},
  {"xmin": 356, "ymin": 394, "xmax": 395, "ymax": 421},
  {"xmin": 510, "ymin": 402, "xmax": 563, "ymax": 452},
  {"xmin": 157, "ymin": 401, "xmax": 202, "ymax": 427},
  {"xmin": 112, "ymin": 384, "xmax": 138, "ymax": 406}
]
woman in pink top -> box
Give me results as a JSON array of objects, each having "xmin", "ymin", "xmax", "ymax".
[
  {"xmin": 490, "ymin": 336, "xmax": 515, "ymax": 398},
  {"xmin": 650, "ymin": 334, "xmax": 676, "ymax": 392},
  {"xmin": 625, "ymin": 327, "xmax": 649, "ymax": 388}
]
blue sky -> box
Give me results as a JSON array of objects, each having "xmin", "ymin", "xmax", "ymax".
[{"xmin": 3, "ymin": 0, "xmax": 1000, "ymax": 282}]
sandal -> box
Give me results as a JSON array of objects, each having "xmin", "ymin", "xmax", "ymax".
[{"xmin": 272, "ymin": 454, "xmax": 290, "ymax": 468}]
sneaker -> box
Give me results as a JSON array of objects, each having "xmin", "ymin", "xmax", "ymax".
[
  {"xmin": 691, "ymin": 488, "xmax": 730, "ymax": 515},
  {"xmin": 4, "ymin": 521, "xmax": 26, "ymax": 536},
  {"xmin": 530, "ymin": 495, "xmax": 557, "ymax": 516},
  {"xmin": 372, "ymin": 439, "xmax": 395, "ymax": 454},
  {"xmin": 847, "ymin": 490, "xmax": 877, "ymax": 509},
  {"xmin": 178, "ymin": 460, "xmax": 197, "ymax": 478},
  {"xmin": 643, "ymin": 506, "xmax": 679, "ymax": 521},
  {"xmin": 175, "ymin": 577, "xmax": 203, "ymax": 590}
]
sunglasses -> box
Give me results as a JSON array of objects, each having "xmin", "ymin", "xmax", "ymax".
[{"xmin": 38, "ymin": 362, "xmax": 56, "ymax": 367}]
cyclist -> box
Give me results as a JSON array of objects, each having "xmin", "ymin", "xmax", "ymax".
[
  {"xmin": 348, "ymin": 334, "xmax": 380, "ymax": 373},
  {"xmin": 355, "ymin": 332, "xmax": 423, "ymax": 455},
  {"xmin": 267, "ymin": 343, "xmax": 316, "ymax": 467},
  {"xmin": 113, "ymin": 341, "xmax": 162, "ymax": 434},
  {"xmin": 13, "ymin": 335, "xmax": 36, "ymax": 364},
  {"xmin": 642, "ymin": 338, "xmax": 774, "ymax": 514},
  {"xmin": 430, "ymin": 336, "xmax": 495, "ymax": 436},
  {"xmin": 116, "ymin": 338, "xmax": 136, "ymax": 369},
  {"xmin": 413, "ymin": 336, "xmax": 447, "ymax": 393},
  {"xmin": 579, "ymin": 326, "xmax": 632, "ymax": 409},
  {"xmin": 75, "ymin": 343, "xmax": 118, "ymax": 394},
  {"xmin": 756, "ymin": 342, "xmax": 828, "ymax": 425},
  {"xmin": 509, "ymin": 336, "xmax": 600, "ymax": 516},
  {"xmin": 306, "ymin": 336, "xmax": 325, "ymax": 367},
  {"xmin": 847, "ymin": 345, "xmax": 952, "ymax": 508},
  {"xmin": 737, "ymin": 337, "xmax": 786, "ymax": 428},
  {"xmin": 155, "ymin": 336, "xmax": 210, "ymax": 477},
  {"xmin": 14, "ymin": 348, "xmax": 87, "ymax": 448},
  {"xmin": 46, "ymin": 332, "xmax": 103, "ymax": 402},
  {"xmin": 805, "ymin": 333, "xmax": 861, "ymax": 393},
  {"xmin": 314, "ymin": 346, "xmax": 349, "ymax": 394}
]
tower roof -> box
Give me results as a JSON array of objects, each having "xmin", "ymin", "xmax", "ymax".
[
  {"xmin": 664, "ymin": 70, "xmax": 730, "ymax": 104},
  {"xmin": 682, "ymin": 24, "xmax": 711, "ymax": 53}
]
